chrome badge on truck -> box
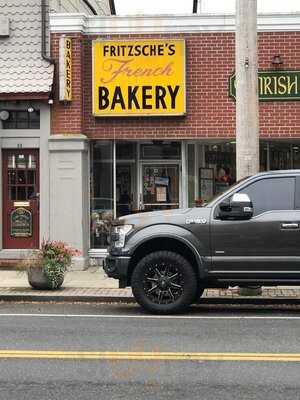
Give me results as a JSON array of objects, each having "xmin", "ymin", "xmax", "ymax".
[{"xmin": 185, "ymin": 217, "xmax": 207, "ymax": 225}]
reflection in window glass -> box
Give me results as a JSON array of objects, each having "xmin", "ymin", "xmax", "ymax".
[
  {"xmin": 28, "ymin": 155, "xmax": 36, "ymax": 169},
  {"xmin": 90, "ymin": 141, "xmax": 113, "ymax": 249},
  {"xmin": 27, "ymin": 186, "xmax": 35, "ymax": 199},
  {"xmin": 269, "ymin": 143, "xmax": 291, "ymax": 170},
  {"xmin": 8, "ymin": 156, "xmax": 16, "ymax": 169},
  {"xmin": 30, "ymin": 111, "xmax": 40, "ymax": 129},
  {"xmin": 2, "ymin": 110, "xmax": 40, "ymax": 129},
  {"xmin": 187, "ymin": 144, "xmax": 195, "ymax": 207},
  {"xmin": 260, "ymin": 143, "xmax": 268, "ymax": 172},
  {"xmin": 16, "ymin": 111, "xmax": 28, "ymax": 129},
  {"xmin": 116, "ymin": 141, "xmax": 137, "ymax": 217},
  {"xmin": 17, "ymin": 170, "xmax": 26, "ymax": 184},
  {"xmin": 27, "ymin": 170, "xmax": 35, "ymax": 184},
  {"xmin": 6, "ymin": 152, "xmax": 38, "ymax": 203},
  {"xmin": 205, "ymin": 142, "xmax": 236, "ymax": 198},
  {"xmin": 17, "ymin": 187, "xmax": 26, "ymax": 201},
  {"xmin": 141, "ymin": 142, "xmax": 181, "ymax": 160},
  {"xmin": 142, "ymin": 165, "xmax": 180, "ymax": 212},
  {"xmin": 293, "ymin": 146, "xmax": 300, "ymax": 168},
  {"xmin": 17, "ymin": 154, "xmax": 26, "ymax": 169},
  {"xmin": 8, "ymin": 171, "xmax": 16, "ymax": 185},
  {"xmin": 9, "ymin": 186, "xmax": 16, "ymax": 201}
]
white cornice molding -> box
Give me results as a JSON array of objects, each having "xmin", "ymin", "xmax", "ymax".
[{"xmin": 50, "ymin": 12, "xmax": 300, "ymax": 34}]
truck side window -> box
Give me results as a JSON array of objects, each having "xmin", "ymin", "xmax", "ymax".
[{"xmin": 240, "ymin": 177, "xmax": 295, "ymax": 216}]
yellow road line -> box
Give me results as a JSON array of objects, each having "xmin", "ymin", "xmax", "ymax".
[{"xmin": 0, "ymin": 350, "xmax": 300, "ymax": 361}]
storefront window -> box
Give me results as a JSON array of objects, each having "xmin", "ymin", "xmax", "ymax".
[
  {"xmin": 90, "ymin": 141, "xmax": 113, "ymax": 248},
  {"xmin": 204, "ymin": 142, "xmax": 236, "ymax": 200},
  {"xmin": 269, "ymin": 142, "xmax": 291, "ymax": 170},
  {"xmin": 140, "ymin": 142, "xmax": 181, "ymax": 212},
  {"xmin": 260, "ymin": 143, "xmax": 268, "ymax": 171},
  {"xmin": 187, "ymin": 144, "xmax": 195, "ymax": 207},
  {"xmin": 260, "ymin": 141, "xmax": 300, "ymax": 170},
  {"xmin": 142, "ymin": 164, "xmax": 180, "ymax": 211},
  {"xmin": 90, "ymin": 138, "xmax": 300, "ymax": 250},
  {"xmin": 116, "ymin": 141, "xmax": 137, "ymax": 217},
  {"xmin": 90, "ymin": 140, "xmax": 183, "ymax": 248},
  {"xmin": 292, "ymin": 145, "xmax": 300, "ymax": 168},
  {"xmin": 2, "ymin": 110, "xmax": 40, "ymax": 129},
  {"xmin": 186, "ymin": 141, "xmax": 236, "ymax": 206}
]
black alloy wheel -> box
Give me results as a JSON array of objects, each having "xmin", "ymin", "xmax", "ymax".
[{"xmin": 131, "ymin": 251, "xmax": 197, "ymax": 314}]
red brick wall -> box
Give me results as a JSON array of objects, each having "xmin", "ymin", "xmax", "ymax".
[
  {"xmin": 51, "ymin": 33, "xmax": 84, "ymax": 134},
  {"xmin": 51, "ymin": 31, "xmax": 300, "ymax": 139}
]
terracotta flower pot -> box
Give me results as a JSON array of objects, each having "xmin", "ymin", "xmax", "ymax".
[{"xmin": 27, "ymin": 266, "xmax": 64, "ymax": 290}]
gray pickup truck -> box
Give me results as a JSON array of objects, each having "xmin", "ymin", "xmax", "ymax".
[{"xmin": 104, "ymin": 170, "xmax": 300, "ymax": 313}]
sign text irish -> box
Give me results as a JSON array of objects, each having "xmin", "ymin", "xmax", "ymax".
[{"xmin": 229, "ymin": 71, "xmax": 300, "ymax": 100}]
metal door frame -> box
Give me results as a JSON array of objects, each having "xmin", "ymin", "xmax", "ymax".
[{"xmin": 138, "ymin": 161, "xmax": 182, "ymax": 211}]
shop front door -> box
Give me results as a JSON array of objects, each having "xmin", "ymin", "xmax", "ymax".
[
  {"xmin": 141, "ymin": 164, "xmax": 180, "ymax": 212},
  {"xmin": 2, "ymin": 150, "xmax": 39, "ymax": 249}
]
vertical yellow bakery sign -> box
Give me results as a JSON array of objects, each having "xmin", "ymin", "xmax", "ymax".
[
  {"xmin": 59, "ymin": 37, "xmax": 72, "ymax": 101},
  {"xmin": 92, "ymin": 39, "xmax": 186, "ymax": 116}
]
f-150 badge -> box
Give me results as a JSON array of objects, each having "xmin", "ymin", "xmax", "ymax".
[{"xmin": 185, "ymin": 217, "xmax": 207, "ymax": 225}]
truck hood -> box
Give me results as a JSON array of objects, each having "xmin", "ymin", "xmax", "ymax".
[{"xmin": 114, "ymin": 207, "xmax": 211, "ymax": 229}]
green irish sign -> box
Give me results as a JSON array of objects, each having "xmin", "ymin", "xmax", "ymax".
[{"xmin": 229, "ymin": 70, "xmax": 300, "ymax": 100}]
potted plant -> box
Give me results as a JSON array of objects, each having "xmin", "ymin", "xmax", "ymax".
[{"xmin": 21, "ymin": 240, "xmax": 80, "ymax": 290}]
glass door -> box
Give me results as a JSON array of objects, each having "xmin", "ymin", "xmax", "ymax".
[{"xmin": 141, "ymin": 164, "xmax": 180, "ymax": 212}]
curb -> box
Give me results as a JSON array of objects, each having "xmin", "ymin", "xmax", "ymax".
[
  {"xmin": 1, "ymin": 294, "xmax": 300, "ymax": 305},
  {"xmin": 0, "ymin": 294, "xmax": 136, "ymax": 303}
]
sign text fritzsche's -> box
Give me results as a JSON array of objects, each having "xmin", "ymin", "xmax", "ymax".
[
  {"xmin": 229, "ymin": 71, "xmax": 300, "ymax": 100},
  {"xmin": 92, "ymin": 40, "xmax": 186, "ymax": 116}
]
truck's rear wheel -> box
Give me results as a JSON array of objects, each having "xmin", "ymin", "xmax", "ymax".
[{"xmin": 131, "ymin": 251, "xmax": 197, "ymax": 314}]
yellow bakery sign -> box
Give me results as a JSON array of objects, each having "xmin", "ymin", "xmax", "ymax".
[{"xmin": 92, "ymin": 39, "xmax": 186, "ymax": 116}]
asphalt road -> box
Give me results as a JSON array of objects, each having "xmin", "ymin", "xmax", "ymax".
[{"xmin": 0, "ymin": 302, "xmax": 300, "ymax": 400}]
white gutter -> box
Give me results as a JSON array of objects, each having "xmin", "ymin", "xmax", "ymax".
[{"xmin": 50, "ymin": 12, "xmax": 300, "ymax": 34}]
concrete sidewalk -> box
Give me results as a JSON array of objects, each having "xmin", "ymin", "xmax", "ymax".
[{"xmin": 0, "ymin": 267, "xmax": 300, "ymax": 304}]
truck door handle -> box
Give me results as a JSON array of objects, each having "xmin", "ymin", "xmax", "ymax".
[{"xmin": 281, "ymin": 222, "xmax": 299, "ymax": 229}]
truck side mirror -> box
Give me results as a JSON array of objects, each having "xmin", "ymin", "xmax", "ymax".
[
  {"xmin": 219, "ymin": 198, "xmax": 231, "ymax": 212},
  {"xmin": 218, "ymin": 193, "xmax": 253, "ymax": 220}
]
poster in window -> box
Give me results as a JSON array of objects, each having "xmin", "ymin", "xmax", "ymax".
[
  {"xmin": 156, "ymin": 186, "xmax": 167, "ymax": 202},
  {"xmin": 199, "ymin": 168, "xmax": 214, "ymax": 201},
  {"xmin": 155, "ymin": 176, "xmax": 169, "ymax": 186}
]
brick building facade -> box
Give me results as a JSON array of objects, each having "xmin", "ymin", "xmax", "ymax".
[
  {"xmin": 51, "ymin": 29, "xmax": 300, "ymax": 139},
  {"xmin": 49, "ymin": 13, "xmax": 300, "ymax": 260}
]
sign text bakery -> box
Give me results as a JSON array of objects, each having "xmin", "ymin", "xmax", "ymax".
[{"xmin": 92, "ymin": 39, "xmax": 186, "ymax": 116}]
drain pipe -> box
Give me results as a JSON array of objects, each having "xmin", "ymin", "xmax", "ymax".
[
  {"xmin": 82, "ymin": 0, "xmax": 97, "ymax": 15},
  {"xmin": 193, "ymin": 0, "xmax": 198, "ymax": 13},
  {"xmin": 41, "ymin": 0, "xmax": 55, "ymax": 65},
  {"xmin": 109, "ymin": 0, "xmax": 116, "ymax": 15}
]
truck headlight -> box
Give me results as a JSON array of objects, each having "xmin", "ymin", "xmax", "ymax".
[{"xmin": 112, "ymin": 224, "xmax": 133, "ymax": 248}]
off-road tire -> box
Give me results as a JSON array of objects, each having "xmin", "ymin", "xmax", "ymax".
[{"xmin": 131, "ymin": 251, "xmax": 197, "ymax": 314}]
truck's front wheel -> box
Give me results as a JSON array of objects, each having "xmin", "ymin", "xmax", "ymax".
[{"xmin": 131, "ymin": 251, "xmax": 197, "ymax": 314}]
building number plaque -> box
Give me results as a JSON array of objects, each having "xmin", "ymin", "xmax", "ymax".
[{"xmin": 10, "ymin": 208, "xmax": 32, "ymax": 237}]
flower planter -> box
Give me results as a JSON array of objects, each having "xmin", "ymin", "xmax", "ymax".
[
  {"xmin": 23, "ymin": 240, "xmax": 79, "ymax": 290},
  {"xmin": 27, "ymin": 266, "xmax": 64, "ymax": 290}
]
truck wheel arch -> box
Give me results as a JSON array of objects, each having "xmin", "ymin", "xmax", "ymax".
[{"xmin": 127, "ymin": 236, "xmax": 204, "ymax": 286}]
